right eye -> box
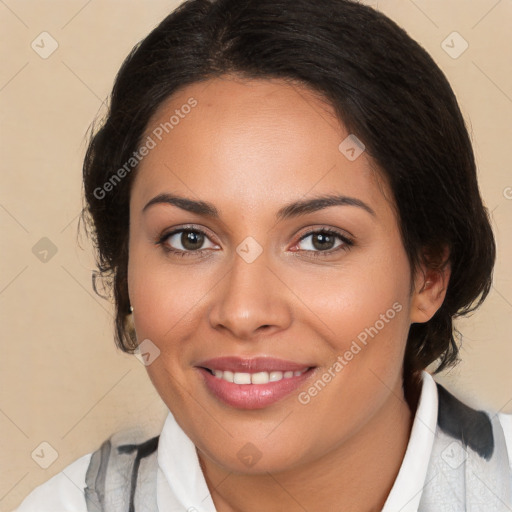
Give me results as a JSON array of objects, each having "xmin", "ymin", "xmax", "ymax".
[{"xmin": 157, "ymin": 226, "xmax": 220, "ymax": 257}]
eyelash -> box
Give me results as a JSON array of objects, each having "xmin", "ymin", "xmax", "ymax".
[{"xmin": 156, "ymin": 225, "xmax": 354, "ymax": 259}]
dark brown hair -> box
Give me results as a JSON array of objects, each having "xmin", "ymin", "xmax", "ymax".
[{"xmin": 81, "ymin": 0, "xmax": 495, "ymax": 382}]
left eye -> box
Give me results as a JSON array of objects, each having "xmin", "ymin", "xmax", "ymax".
[{"xmin": 295, "ymin": 230, "xmax": 351, "ymax": 252}]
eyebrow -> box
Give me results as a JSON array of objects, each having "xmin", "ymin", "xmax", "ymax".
[{"xmin": 142, "ymin": 192, "xmax": 376, "ymax": 220}]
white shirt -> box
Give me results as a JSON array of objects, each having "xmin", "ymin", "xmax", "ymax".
[{"xmin": 13, "ymin": 371, "xmax": 512, "ymax": 512}]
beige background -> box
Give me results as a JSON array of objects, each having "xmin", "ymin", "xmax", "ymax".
[{"xmin": 1, "ymin": 0, "xmax": 511, "ymax": 510}]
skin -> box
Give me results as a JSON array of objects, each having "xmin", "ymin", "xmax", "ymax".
[{"xmin": 127, "ymin": 75, "xmax": 450, "ymax": 512}]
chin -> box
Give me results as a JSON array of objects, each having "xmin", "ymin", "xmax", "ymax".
[{"xmin": 200, "ymin": 444, "xmax": 306, "ymax": 475}]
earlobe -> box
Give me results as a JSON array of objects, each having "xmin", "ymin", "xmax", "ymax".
[
  {"xmin": 410, "ymin": 254, "xmax": 451, "ymax": 324},
  {"xmin": 124, "ymin": 306, "xmax": 138, "ymax": 344}
]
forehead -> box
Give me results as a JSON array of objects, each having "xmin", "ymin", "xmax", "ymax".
[{"xmin": 132, "ymin": 75, "xmax": 391, "ymax": 218}]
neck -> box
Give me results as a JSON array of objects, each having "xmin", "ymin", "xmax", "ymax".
[{"xmin": 199, "ymin": 376, "xmax": 418, "ymax": 512}]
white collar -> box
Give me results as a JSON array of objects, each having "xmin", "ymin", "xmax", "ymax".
[
  {"xmin": 381, "ymin": 370, "xmax": 438, "ymax": 512},
  {"xmin": 157, "ymin": 370, "xmax": 438, "ymax": 512},
  {"xmin": 156, "ymin": 414, "xmax": 216, "ymax": 512}
]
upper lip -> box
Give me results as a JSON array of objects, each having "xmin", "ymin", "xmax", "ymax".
[{"xmin": 196, "ymin": 356, "xmax": 313, "ymax": 373}]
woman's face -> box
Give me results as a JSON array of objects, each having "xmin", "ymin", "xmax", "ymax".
[{"xmin": 128, "ymin": 75, "xmax": 423, "ymax": 473}]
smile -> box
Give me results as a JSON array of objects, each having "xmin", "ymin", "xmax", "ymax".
[{"xmin": 196, "ymin": 357, "xmax": 316, "ymax": 409}]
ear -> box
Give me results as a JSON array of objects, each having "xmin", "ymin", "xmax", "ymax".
[{"xmin": 410, "ymin": 247, "xmax": 451, "ymax": 324}]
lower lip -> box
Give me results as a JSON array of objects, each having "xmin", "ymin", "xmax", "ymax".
[{"xmin": 197, "ymin": 367, "xmax": 315, "ymax": 410}]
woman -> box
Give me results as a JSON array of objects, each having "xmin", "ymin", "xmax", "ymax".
[{"xmin": 14, "ymin": 0, "xmax": 512, "ymax": 510}]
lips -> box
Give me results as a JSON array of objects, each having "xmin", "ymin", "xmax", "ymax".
[{"xmin": 195, "ymin": 356, "xmax": 316, "ymax": 409}]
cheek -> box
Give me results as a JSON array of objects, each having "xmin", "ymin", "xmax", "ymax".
[
  {"xmin": 289, "ymin": 264, "xmax": 411, "ymax": 453},
  {"xmin": 284, "ymin": 243, "xmax": 411, "ymax": 353},
  {"xmin": 127, "ymin": 244, "xmax": 213, "ymax": 348}
]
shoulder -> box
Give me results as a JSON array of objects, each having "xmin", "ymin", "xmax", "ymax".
[
  {"xmin": 436, "ymin": 382, "xmax": 512, "ymax": 464},
  {"xmin": 13, "ymin": 452, "xmax": 92, "ymax": 512},
  {"xmin": 14, "ymin": 427, "xmax": 162, "ymax": 512},
  {"xmin": 435, "ymin": 381, "xmax": 496, "ymax": 459},
  {"xmin": 434, "ymin": 381, "xmax": 512, "ymax": 494}
]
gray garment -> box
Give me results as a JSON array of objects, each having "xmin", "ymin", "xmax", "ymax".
[
  {"xmin": 84, "ymin": 383, "xmax": 512, "ymax": 511},
  {"xmin": 418, "ymin": 384, "xmax": 511, "ymax": 511},
  {"xmin": 84, "ymin": 433, "xmax": 159, "ymax": 512}
]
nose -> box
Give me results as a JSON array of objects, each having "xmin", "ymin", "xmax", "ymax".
[{"xmin": 208, "ymin": 248, "xmax": 292, "ymax": 340}]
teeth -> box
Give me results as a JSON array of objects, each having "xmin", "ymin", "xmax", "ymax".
[
  {"xmin": 269, "ymin": 371, "xmax": 283, "ymax": 382},
  {"xmin": 251, "ymin": 372, "xmax": 269, "ymax": 384},
  {"xmin": 233, "ymin": 372, "xmax": 251, "ymax": 384},
  {"xmin": 210, "ymin": 368, "xmax": 308, "ymax": 385}
]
